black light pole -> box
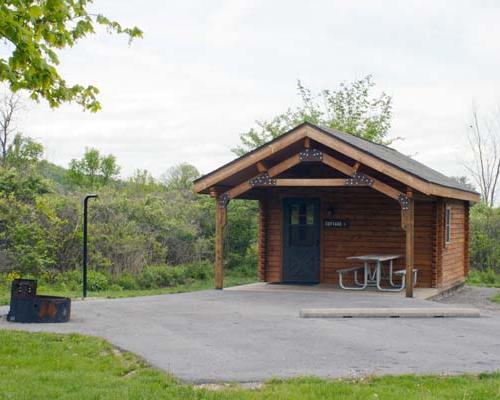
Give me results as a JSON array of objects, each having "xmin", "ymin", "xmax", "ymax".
[{"xmin": 83, "ymin": 194, "xmax": 98, "ymax": 298}]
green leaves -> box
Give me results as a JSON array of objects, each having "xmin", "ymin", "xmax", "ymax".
[
  {"xmin": 0, "ymin": 0, "xmax": 143, "ymax": 111},
  {"xmin": 28, "ymin": 6, "xmax": 43, "ymax": 19},
  {"xmin": 233, "ymin": 76, "xmax": 394, "ymax": 156},
  {"xmin": 67, "ymin": 147, "xmax": 120, "ymax": 188}
]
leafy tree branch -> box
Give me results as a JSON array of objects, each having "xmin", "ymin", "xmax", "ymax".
[{"xmin": 0, "ymin": 0, "xmax": 143, "ymax": 112}]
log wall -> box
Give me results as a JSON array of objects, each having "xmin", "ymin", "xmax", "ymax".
[
  {"xmin": 441, "ymin": 200, "xmax": 467, "ymax": 288},
  {"xmin": 260, "ymin": 188, "xmax": 468, "ymax": 288}
]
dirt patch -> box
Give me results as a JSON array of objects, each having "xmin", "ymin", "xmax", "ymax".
[{"xmin": 435, "ymin": 286, "xmax": 500, "ymax": 314}]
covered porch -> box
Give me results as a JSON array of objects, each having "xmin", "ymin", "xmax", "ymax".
[{"xmin": 194, "ymin": 123, "xmax": 479, "ymax": 298}]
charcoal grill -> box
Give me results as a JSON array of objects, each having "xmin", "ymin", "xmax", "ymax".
[{"xmin": 7, "ymin": 279, "xmax": 71, "ymax": 323}]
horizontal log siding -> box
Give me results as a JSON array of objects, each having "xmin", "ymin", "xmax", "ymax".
[
  {"xmin": 441, "ymin": 200, "xmax": 467, "ymax": 288},
  {"xmin": 263, "ymin": 188, "xmax": 435, "ymax": 288},
  {"xmin": 266, "ymin": 195, "xmax": 283, "ymax": 282}
]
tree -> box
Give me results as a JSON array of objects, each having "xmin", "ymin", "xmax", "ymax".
[
  {"xmin": 161, "ymin": 163, "xmax": 200, "ymax": 191},
  {"xmin": 0, "ymin": 90, "xmax": 23, "ymax": 165},
  {"xmin": 233, "ymin": 75, "xmax": 393, "ymax": 155},
  {"xmin": 67, "ymin": 147, "xmax": 120, "ymax": 188},
  {"xmin": 465, "ymin": 107, "xmax": 500, "ymax": 207},
  {"xmin": 5, "ymin": 133, "xmax": 44, "ymax": 169},
  {"xmin": 0, "ymin": 1, "xmax": 142, "ymax": 112},
  {"xmin": 450, "ymin": 176, "xmax": 476, "ymax": 192}
]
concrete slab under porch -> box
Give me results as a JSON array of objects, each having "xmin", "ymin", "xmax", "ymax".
[{"xmin": 225, "ymin": 282, "xmax": 450, "ymax": 300}]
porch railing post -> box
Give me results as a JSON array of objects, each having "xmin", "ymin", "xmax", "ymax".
[
  {"xmin": 215, "ymin": 195, "xmax": 227, "ymax": 289},
  {"xmin": 402, "ymin": 191, "xmax": 415, "ymax": 297}
]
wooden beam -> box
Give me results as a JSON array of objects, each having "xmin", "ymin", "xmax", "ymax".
[
  {"xmin": 196, "ymin": 124, "xmax": 479, "ymax": 202},
  {"xmin": 321, "ymin": 153, "xmax": 354, "ymax": 176},
  {"xmin": 268, "ymin": 153, "xmax": 301, "ymax": 177},
  {"xmin": 274, "ymin": 178, "xmax": 355, "ymax": 187},
  {"xmin": 304, "ymin": 137, "xmax": 311, "ymax": 148},
  {"xmin": 214, "ymin": 196, "xmax": 227, "ymax": 290},
  {"xmin": 194, "ymin": 125, "xmax": 307, "ymax": 193},
  {"xmin": 225, "ymin": 151, "xmax": 408, "ymax": 208},
  {"xmin": 305, "ymin": 125, "xmax": 480, "ymax": 202},
  {"xmin": 322, "ymin": 154, "xmax": 404, "ymax": 201},
  {"xmin": 371, "ymin": 179, "xmax": 403, "ymax": 200},
  {"xmin": 401, "ymin": 189, "xmax": 415, "ymax": 297},
  {"xmin": 226, "ymin": 181, "xmax": 253, "ymax": 199},
  {"xmin": 225, "ymin": 154, "xmax": 302, "ymax": 200},
  {"xmin": 256, "ymin": 161, "xmax": 267, "ymax": 173},
  {"xmin": 221, "ymin": 149, "xmax": 411, "ymax": 213}
]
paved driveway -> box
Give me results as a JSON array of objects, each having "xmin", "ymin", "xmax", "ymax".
[{"xmin": 1, "ymin": 287, "xmax": 500, "ymax": 383}]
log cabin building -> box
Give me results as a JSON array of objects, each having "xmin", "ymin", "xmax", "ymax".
[{"xmin": 193, "ymin": 122, "xmax": 480, "ymax": 297}]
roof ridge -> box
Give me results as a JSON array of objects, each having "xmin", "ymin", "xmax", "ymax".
[
  {"xmin": 305, "ymin": 122, "xmax": 478, "ymax": 195},
  {"xmin": 313, "ymin": 122, "xmax": 398, "ymax": 152}
]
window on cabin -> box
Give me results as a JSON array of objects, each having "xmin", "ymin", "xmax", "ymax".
[
  {"xmin": 289, "ymin": 203, "xmax": 315, "ymax": 246},
  {"xmin": 445, "ymin": 206, "xmax": 452, "ymax": 245}
]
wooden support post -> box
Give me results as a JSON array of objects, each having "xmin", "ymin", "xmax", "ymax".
[
  {"xmin": 401, "ymin": 190, "xmax": 415, "ymax": 297},
  {"xmin": 257, "ymin": 197, "xmax": 267, "ymax": 281},
  {"xmin": 215, "ymin": 196, "xmax": 227, "ymax": 290}
]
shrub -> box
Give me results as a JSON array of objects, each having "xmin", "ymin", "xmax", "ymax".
[
  {"xmin": 184, "ymin": 261, "xmax": 213, "ymax": 280},
  {"xmin": 135, "ymin": 263, "xmax": 213, "ymax": 289},
  {"xmin": 50, "ymin": 269, "xmax": 81, "ymax": 290},
  {"xmin": 86, "ymin": 270, "xmax": 110, "ymax": 291},
  {"xmin": 467, "ymin": 268, "xmax": 500, "ymax": 287},
  {"xmin": 108, "ymin": 284, "xmax": 123, "ymax": 292},
  {"xmin": 470, "ymin": 204, "xmax": 500, "ymax": 273},
  {"xmin": 116, "ymin": 273, "xmax": 138, "ymax": 290}
]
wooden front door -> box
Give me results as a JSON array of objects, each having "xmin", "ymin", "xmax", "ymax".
[{"xmin": 283, "ymin": 198, "xmax": 321, "ymax": 283}]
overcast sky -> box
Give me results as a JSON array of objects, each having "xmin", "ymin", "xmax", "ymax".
[{"xmin": 15, "ymin": 0, "xmax": 500, "ymax": 182}]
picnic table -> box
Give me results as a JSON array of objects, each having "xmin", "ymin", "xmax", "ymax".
[{"xmin": 338, "ymin": 254, "xmax": 416, "ymax": 292}]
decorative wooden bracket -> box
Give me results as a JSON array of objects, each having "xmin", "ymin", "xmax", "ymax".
[
  {"xmin": 398, "ymin": 193, "xmax": 410, "ymax": 210},
  {"xmin": 299, "ymin": 148, "xmax": 323, "ymax": 162},
  {"xmin": 218, "ymin": 193, "xmax": 230, "ymax": 209},
  {"xmin": 345, "ymin": 172, "xmax": 374, "ymax": 186},
  {"xmin": 250, "ymin": 172, "xmax": 277, "ymax": 187}
]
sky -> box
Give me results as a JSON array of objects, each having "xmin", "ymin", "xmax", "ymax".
[{"xmin": 11, "ymin": 0, "xmax": 500, "ymax": 182}]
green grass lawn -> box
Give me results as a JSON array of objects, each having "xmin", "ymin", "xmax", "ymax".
[
  {"xmin": 0, "ymin": 274, "xmax": 255, "ymax": 306},
  {"xmin": 0, "ymin": 330, "xmax": 499, "ymax": 400},
  {"xmin": 491, "ymin": 293, "xmax": 500, "ymax": 304}
]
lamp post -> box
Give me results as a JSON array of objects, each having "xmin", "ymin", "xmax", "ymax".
[{"xmin": 83, "ymin": 194, "xmax": 98, "ymax": 298}]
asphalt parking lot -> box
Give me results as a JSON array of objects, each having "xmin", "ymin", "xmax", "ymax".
[{"xmin": 1, "ymin": 286, "xmax": 500, "ymax": 383}]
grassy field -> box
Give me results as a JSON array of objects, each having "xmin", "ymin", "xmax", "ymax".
[
  {"xmin": 492, "ymin": 293, "xmax": 500, "ymax": 304},
  {"xmin": 0, "ymin": 331, "xmax": 499, "ymax": 400},
  {"xmin": 0, "ymin": 274, "xmax": 255, "ymax": 306}
]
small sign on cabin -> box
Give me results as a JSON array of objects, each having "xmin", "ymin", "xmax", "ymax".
[{"xmin": 324, "ymin": 219, "xmax": 349, "ymax": 229}]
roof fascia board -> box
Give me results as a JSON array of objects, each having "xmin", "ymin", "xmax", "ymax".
[
  {"xmin": 193, "ymin": 125, "xmax": 307, "ymax": 193},
  {"xmin": 305, "ymin": 125, "xmax": 480, "ymax": 202}
]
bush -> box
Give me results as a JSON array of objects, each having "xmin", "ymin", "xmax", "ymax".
[
  {"xmin": 470, "ymin": 204, "xmax": 500, "ymax": 273},
  {"xmin": 136, "ymin": 265, "xmax": 177, "ymax": 289},
  {"xmin": 116, "ymin": 273, "xmax": 138, "ymax": 290},
  {"xmin": 86, "ymin": 270, "xmax": 110, "ymax": 291},
  {"xmin": 135, "ymin": 263, "xmax": 213, "ymax": 289},
  {"xmin": 184, "ymin": 261, "xmax": 213, "ymax": 280},
  {"xmin": 49, "ymin": 269, "xmax": 81, "ymax": 290},
  {"xmin": 467, "ymin": 268, "xmax": 500, "ymax": 287}
]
